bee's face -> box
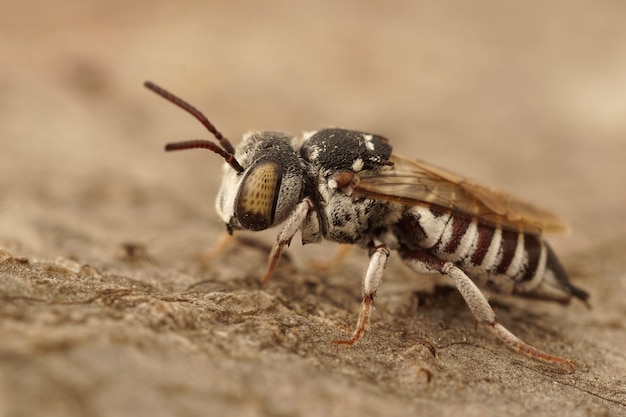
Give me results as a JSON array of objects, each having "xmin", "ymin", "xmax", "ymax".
[{"xmin": 216, "ymin": 131, "xmax": 303, "ymax": 232}]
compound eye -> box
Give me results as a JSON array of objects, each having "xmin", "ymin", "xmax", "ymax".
[{"xmin": 235, "ymin": 160, "xmax": 282, "ymax": 231}]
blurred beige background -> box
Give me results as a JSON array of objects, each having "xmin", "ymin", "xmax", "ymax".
[{"xmin": 1, "ymin": 1, "xmax": 625, "ymax": 416}]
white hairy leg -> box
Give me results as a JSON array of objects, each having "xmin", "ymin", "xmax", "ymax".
[
  {"xmin": 334, "ymin": 244, "xmax": 390, "ymax": 346},
  {"xmin": 401, "ymin": 248, "xmax": 574, "ymax": 367},
  {"xmin": 262, "ymin": 198, "xmax": 313, "ymax": 283}
]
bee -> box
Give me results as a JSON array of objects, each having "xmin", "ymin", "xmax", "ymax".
[{"xmin": 144, "ymin": 81, "xmax": 589, "ymax": 367}]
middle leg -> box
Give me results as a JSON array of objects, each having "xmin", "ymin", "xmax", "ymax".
[{"xmin": 334, "ymin": 244, "xmax": 390, "ymax": 346}]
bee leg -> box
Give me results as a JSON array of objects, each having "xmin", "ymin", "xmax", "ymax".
[
  {"xmin": 198, "ymin": 231, "xmax": 235, "ymax": 261},
  {"xmin": 400, "ymin": 248, "xmax": 574, "ymax": 368},
  {"xmin": 261, "ymin": 198, "xmax": 313, "ymax": 284},
  {"xmin": 333, "ymin": 244, "xmax": 390, "ymax": 346},
  {"xmin": 310, "ymin": 244, "xmax": 352, "ymax": 271}
]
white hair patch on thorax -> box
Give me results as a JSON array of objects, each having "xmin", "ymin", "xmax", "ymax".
[
  {"xmin": 308, "ymin": 146, "xmax": 320, "ymax": 162},
  {"xmin": 363, "ymin": 134, "xmax": 375, "ymax": 151},
  {"xmin": 351, "ymin": 158, "xmax": 364, "ymax": 172}
]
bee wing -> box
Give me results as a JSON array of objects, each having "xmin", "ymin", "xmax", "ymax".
[{"xmin": 353, "ymin": 154, "xmax": 569, "ymax": 235}]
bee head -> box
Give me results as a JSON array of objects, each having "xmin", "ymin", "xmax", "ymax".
[
  {"xmin": 144, "ymin": 81, "xmax": 303, "ymax": 232},
  {"xmin": 216, "ymin": 131, "xmax": 303, "ymax": 232}
]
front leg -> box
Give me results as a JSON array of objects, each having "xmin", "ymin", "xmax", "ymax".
[
  {"xmin": 262, "ymin": 198, "xmax": 313, "ymax": 283},
  {"xmin": 400, "ymin": 248, "xmax": 574, "ymax": 367},
  {"xmin": 334, "ymin": 244, "xmax": 390, "ymax": 346}
]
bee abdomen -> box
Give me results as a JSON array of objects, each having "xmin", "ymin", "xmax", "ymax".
[
  {"xmin": 431, "ymin": 211, "xmax": 532, "ymax": 281},
  {"xmin": 399, "ymin": 207, "xmax": 559, "ymax": 295}
]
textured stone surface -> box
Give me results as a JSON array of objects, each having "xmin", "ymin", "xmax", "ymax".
[{"xmin": 1, "ymin": 2, "xmax": 625, "ymax": 416}]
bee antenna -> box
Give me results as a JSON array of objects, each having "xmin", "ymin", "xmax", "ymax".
[
  {"xmin": 143, "ymin": 81, "xmax": 238, "ymax": 156},
  {"xmin": 164, "ymin": 140, "xmax": 244, "ymax": 173}
]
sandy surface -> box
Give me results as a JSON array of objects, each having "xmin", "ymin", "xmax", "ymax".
[{"xmin": 1, "ymin": 1, "xmax": 626, "ymax": 416}]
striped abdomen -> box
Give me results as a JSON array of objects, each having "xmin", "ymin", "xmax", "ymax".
[{"xmin": 398, "ymin": 206, "xmax": 588, "ymax": 303}]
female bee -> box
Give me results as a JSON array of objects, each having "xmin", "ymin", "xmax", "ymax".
[{"xmin": 144, "ymin": 81, "xmax": 588, "ymax": 367}]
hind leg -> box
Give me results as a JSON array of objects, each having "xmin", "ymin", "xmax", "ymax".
[{"xmin": 400, "ymin": 248, "xmax": 574, "ymax": 368}]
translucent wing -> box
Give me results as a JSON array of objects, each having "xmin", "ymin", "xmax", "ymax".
[{"xmin": 353, "ymin": 154, "xmax": 569, "ymax": 235}]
